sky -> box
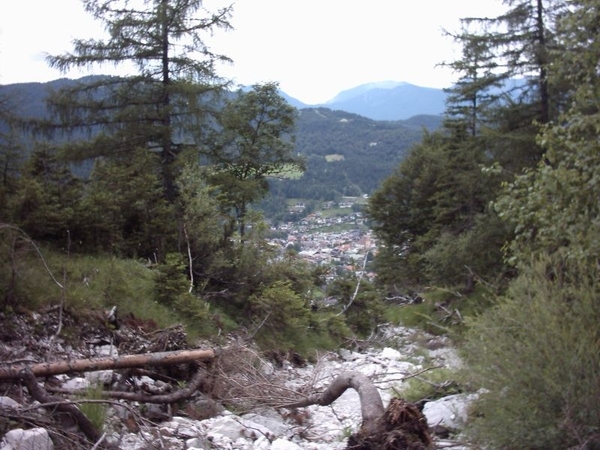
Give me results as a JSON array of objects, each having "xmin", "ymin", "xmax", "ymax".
[{"xmin": 0, "ymin": 0, "xmax": 506, "ymax": 105}]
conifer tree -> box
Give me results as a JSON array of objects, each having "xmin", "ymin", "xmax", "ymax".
[
  {"xmin": 46, "ymin": 0, "xmax": 233, "ymax": 201},
  {"xmin": 445, "ymin": 0, "xmax": 566, "ymax": 171}
]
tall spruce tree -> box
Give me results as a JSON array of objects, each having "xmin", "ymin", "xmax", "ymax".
[
  {"xmin": 463, "ymin": 3, "xmax": 600, "ymax": 447},
  {"xmin": 367, "ymin": 1, "xmax": 573, "ymax": 293},
  {"xmin": 46, "ymin": 0, "xmax": 232, "ymax": 201},
  {"xmin": 446, "ymin": 0, "xmax": 566, "ymax": 171},
  {"xmin": 495, "ymin": 0, "xmax": 600, "ymax": 264}
]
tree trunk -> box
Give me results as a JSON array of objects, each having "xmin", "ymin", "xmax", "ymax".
[
  {"xmin": 0, "ymin": 348, "xmax": 215, "ymax": 381},
  {"xmin": 282, "ymin": 371, "xmax": 383, "ymax": 434},
  {"xmin": 281, "ymin": 371, "xmax": 433, "ymax": 450}
]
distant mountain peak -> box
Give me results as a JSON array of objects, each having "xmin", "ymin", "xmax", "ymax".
[
  {"xmin": 356, "ymin": 80, "xmax": 409, "ymax": 90},
  {"xmin": 326, "ymin": 81, "xmax": 410, "ymax": 104}
]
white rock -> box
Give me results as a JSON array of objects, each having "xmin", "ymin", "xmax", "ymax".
[
  {"xmin": 423, "ymin": 393, "xmax": 478, "ymax": 430},
  {"xmin": 85, "ymin": 370, "xmax": 113, "ymax": 385},
  {"xmin": 253, "ymin": 435, "xmax": 271, "ymax": 449},
  {"xmin": 260, "ymin": 361, "xmax": 275, "ymax": 376},
  {"xmin": 171, "ymin": 416, "xmax": 197, "ymax": 426},
  {"xmin": 234, "ymin": 437, "xmax": 254, "ymax": 449},
  {"xmin": 1, "ymin": 427, "xmax": 54, "ymax": 450},
  {"xmin": 0, "ymin": 396, "xmax": 20, "ymax": 409},
  {"xmin": 380, "ymin": 347, "xmax": 402, "ymax": 360},
  {"xmin": 185, "ymin": 437, "xmax": 204, "ymax": 449},
  {"xmin": 241, "ymin": 412, "xmax": 287, "ymax": 437},
  {"xmin": 95, "ymin": 344, "xmax": 118, "ymax": 357},
  {"xmin": 134, "ymin": 375, "xmax": 155, "ymax": 387},
  {"xmin": 338, "ymin": 348, "xmax": 362, "ymax": 361},
  {"xmin": 355, "ymin": 362, "xmax": 383, "ymax": 377},
  {"xmin": 271, "ymin": 438, "xmax": 303, "ymax": 450},
  {"xmin": 62, "ymin": 376, "xmax": 91, "ymax": 391},
  {"xmin": 205, "ymin": 416, "xmax": 247, "ymax": 441}
]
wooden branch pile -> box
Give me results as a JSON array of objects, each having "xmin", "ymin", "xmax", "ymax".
[
  {"xmin": 0, "ymin": 348, "xmax": 216, "ymax": 447},
  {"xmin": 1, "ymin": 344, "xmax": 433, "ymax": 450}
]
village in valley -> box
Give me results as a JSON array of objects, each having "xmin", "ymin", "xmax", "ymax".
[{"xmin": 267, "ymin": 197, "xmax": 378, "ymax": 283}]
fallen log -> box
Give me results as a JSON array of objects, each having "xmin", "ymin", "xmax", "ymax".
[
  {"xmin": 282, "ymin": 371, "xmax": 384, "ymax": 434},
  {"xmin": 48, "ymin": 368, "xmax": 208, "ymax": 404},
  {"xmin": 281, "ymin": 371, "xmax": 433, "ymax": 450},
  {"xmin": 0, "ymin": 348, "xmax": 215, "ymax": 381}
]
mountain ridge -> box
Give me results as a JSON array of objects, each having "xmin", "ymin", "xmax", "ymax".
[
  {"xmin": 279, "ymin": 81, "xmax": 447, "ymax": 121},
  {"xmin": 0, "ymin": 77, "xmax": 440, "ymax": 213},
  {"xmin": 2, "ymin": 76, "xmax": 446, "ymax": 122}
]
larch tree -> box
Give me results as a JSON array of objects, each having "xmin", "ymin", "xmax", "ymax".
[
  {"xmin": 446, "ymin": 0, "xmax": 567, "ymax": 172},
  {"xmin": 46, "ymin": 0, "xmax": 233, "ymax": 202}
]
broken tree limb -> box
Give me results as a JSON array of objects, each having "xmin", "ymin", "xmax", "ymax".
[
  {"xmin": 17, "ymin": 367, "xmax": 102, "ymax": 444},
  {"xmin": 0, "ymin": 348, "xmax": 216, "ymax": 381},
  {"xmin": 280, "ymin": 371, "xmax": 433, "ymax": 449},
  {"xmin": 281, "ymin": 371, "xmax": 384, "ymax": 434},
  {"xmin": 47, "ymin": 368, "xmax": 208, "ymax": 404}
]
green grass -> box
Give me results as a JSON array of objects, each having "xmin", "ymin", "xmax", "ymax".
[
  {"xmin": 78, "ymin": 385, "xmax": 107, "ymax": 431},
  {"xmin": 1, "ymin": 247, "xmax": 194, "ymax": 332}
]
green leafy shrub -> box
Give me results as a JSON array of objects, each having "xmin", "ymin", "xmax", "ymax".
[{"xmin": 463, "ymin": 254, "xmax": 600, "ymax": 449}]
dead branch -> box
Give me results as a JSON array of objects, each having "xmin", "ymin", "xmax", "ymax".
[
  {"xmin": 183, "ymin": 223, "xmax": 194, "ymax": 293},
  {"xmin": 281, "ymin": 371, "xmax": 384, "ymax": 435},
  {"xmin": 47, "ymin": 367, "xmax": 207, "ymax": 404},
  {"xmin": 0, "ymin": 348, "xmax": 215, "ymax": 381},
  {"xmin": 17, "ymin": 367, "xmax": 102, "ymax": 444},
  {"xmin": 277, "ymin": 370, "xmax": 433, "ymax": 449},
  {"xmin": 0, "ymin": 223, "xmax": 64, "ymax": 289},
  {"xmin": 338, "ymin": 252, "xmax": 370, "ymax": 316}
]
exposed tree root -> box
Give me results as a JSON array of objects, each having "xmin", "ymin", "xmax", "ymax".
[{"xmin": 346, "ymin": 398, "xmax": 433, "ymax": 450}]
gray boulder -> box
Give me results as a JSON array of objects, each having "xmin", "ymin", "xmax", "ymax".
[{"xmin": 0, "ymin": 428, "xmax": 54, "ymax": 450}]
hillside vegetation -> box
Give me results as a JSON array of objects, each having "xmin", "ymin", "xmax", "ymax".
[
  {"xmin": 366, "ymin": 1, "xmax": 600, "ymax": 448},
  {"xmin": 2, "ymin": 0, "xmax": 600, "ymax": 448}
]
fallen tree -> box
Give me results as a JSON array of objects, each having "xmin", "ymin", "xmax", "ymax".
[
  {"xmin": 282, "ymin": 371, "xmax": 384, "ymax": 434},
  {"xmin": 2, "ymin": 345, "xmax": 432, "ymax": 449},
  {"xmin": 0, "ymin": 348, "xmax": 215, "ymax": 380},
  {"xmin": 16, "ymin": 367, "xmax": 104, "ymax": 444},
  {"xmin": 1, "ymin": 349, "xmax": 216, "ymax": 447},
  {"xmin": 281, "ymin": 371, "xmax": 433, "ymax": 450},
  {"xmin": 211, "ymin": 344, "xmax": 434, "ymax": 449}
]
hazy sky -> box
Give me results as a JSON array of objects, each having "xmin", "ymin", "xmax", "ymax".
[{"xmin": 0, "ymin": 0, "xmax": 506, "ymax": 104}]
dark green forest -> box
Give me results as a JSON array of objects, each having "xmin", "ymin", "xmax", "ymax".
[
  {"xmin": 0, "ymin": 79, "xmax": 430, "ymax": 217},
  {"xmin": 2, "ymin": 0, "xmax": 600, "ymax": 447}
]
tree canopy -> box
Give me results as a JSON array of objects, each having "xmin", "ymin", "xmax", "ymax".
[{"xmin": 45, "ymin": 0, "xmax": 233, "ymax": 200}]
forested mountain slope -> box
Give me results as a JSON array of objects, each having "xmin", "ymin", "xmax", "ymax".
[
  {"xmin": 0, "ymin": 78, "xmax": 438, "ymax": 205},
  {"xmin": 276, "ymin": 108, "xmax": 428, "ymax": 199}
]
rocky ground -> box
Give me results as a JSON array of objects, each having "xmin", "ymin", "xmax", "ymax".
[{"xmin": 0, "ymin": 308, "xmax": 477, "ymax": 449}]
